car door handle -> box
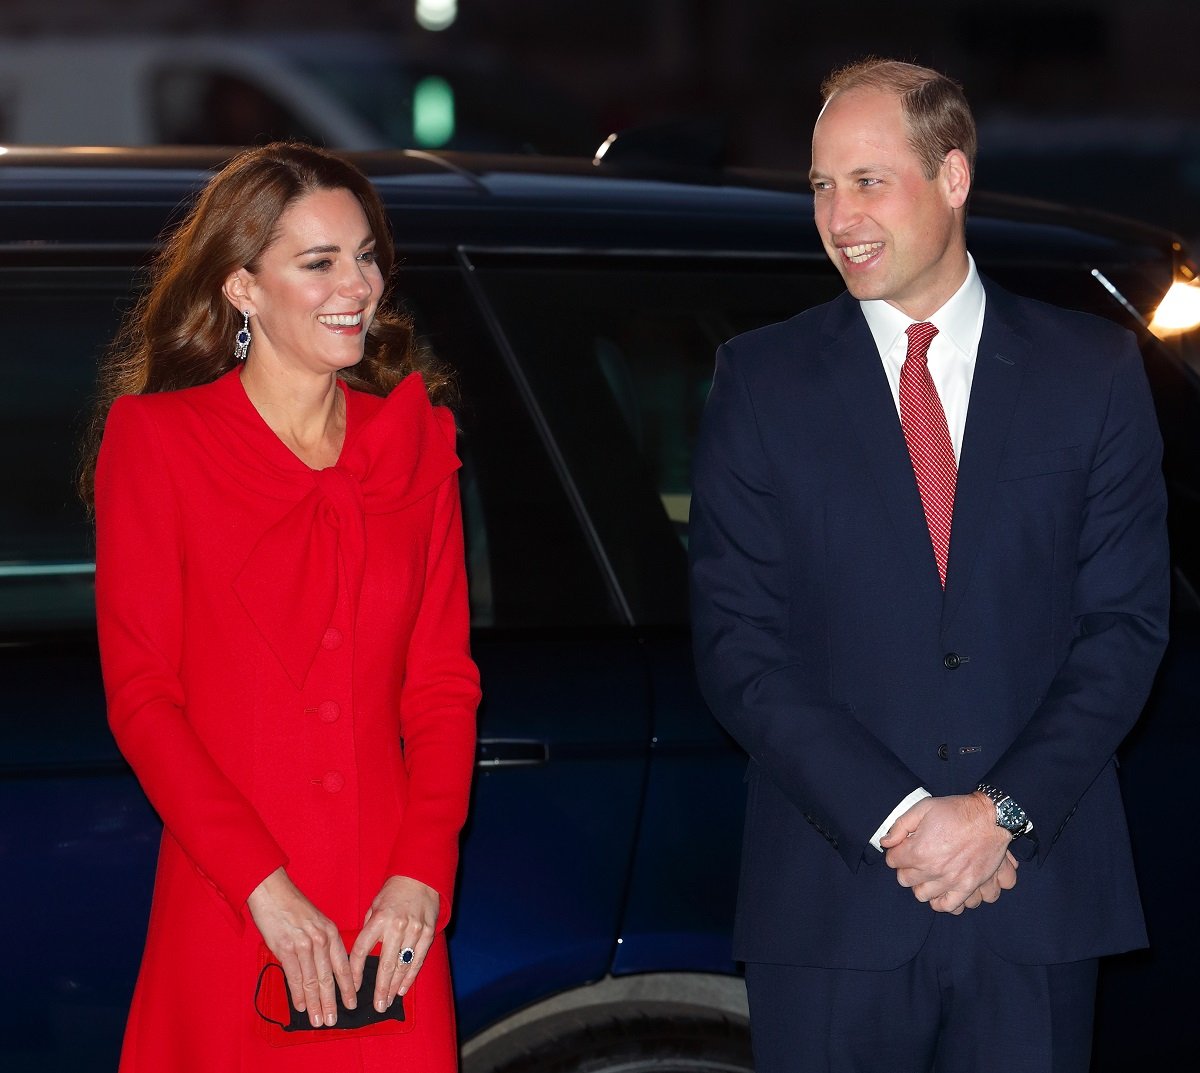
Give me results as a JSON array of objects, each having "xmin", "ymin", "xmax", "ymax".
[{"xmin": 475, "ymin": 739, "xmax": 550, "ymax": 769}]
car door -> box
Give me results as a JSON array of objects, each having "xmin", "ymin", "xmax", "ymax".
[
  {"xmin": 464, "ymin": 252, "xmax": 846, "ymax": 976},
  {"xmin": 395, "ymin": 261, "xmax": 655, "ymax": 1035},
  {"xmin": 0, "ymin": 262, "xmax": 160, "ymax": 1071}
]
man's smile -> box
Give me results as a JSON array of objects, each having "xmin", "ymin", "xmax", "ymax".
[{"xmin": 840, "ymin": 242, "xmax": 884, "ymax": 264}]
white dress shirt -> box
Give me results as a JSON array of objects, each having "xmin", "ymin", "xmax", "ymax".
[
  {"xmin": 859, "ymin": 256, "xmax": 988, "ymax": 851},
  {"xmin": 859, "ymin": 254, "xmax": 986, "ymax": 463}
]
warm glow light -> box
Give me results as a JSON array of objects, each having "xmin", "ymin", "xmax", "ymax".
[
  {"xmin": 1149, "ymin": 278, "xmax": 1200, "ymax": 338},
  {"xmin": 416, "ymin": 0, "xmax": 457, "ymax": 31}
]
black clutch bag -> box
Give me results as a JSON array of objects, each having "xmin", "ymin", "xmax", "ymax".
[{"xmin": 254, "ymin": 936, "xmax": 413, "ymax": 1046}]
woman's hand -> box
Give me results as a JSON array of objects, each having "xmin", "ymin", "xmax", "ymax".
[
  {"xmin": 350, "ymin": 875, "xmax": 440, "ymax": 1012},
  {"xmin": 247, "ymin": 866, "xmax": 356, "ymax": 1027}
]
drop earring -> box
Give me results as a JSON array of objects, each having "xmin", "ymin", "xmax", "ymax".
[{"xmin": 234, "ymin": 310, "xmax": 251, "ymax": 361}]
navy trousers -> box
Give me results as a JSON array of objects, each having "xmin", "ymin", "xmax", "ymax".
[{"xmin": 745, "ymin": 913, "xmax": 1098, "ymax": 1073}]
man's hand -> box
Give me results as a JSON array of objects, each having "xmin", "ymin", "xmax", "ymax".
[{"xmin": 879, "ymin": 793, "xmax": 1016, "ymax": 913}]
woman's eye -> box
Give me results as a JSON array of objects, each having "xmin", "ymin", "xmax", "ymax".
[
  {"xmin": 358, "ymin": 250, "xmax": 377, "ymax": 264},
  {"xmin": 306, "ymin": 258, "xmax": 333, "ymax": 271}
]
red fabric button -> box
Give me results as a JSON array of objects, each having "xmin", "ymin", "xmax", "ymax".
[
  {"xmin": 321, "ymin": 771, "xmax": 345, "ymax": 793},
  {"xmin": 321, "ymin": 628, "xmax": 343, "ymax": 651},
  {"xmin": 317, "ymin": 700, "xmax": 341, "ymax": 723}
]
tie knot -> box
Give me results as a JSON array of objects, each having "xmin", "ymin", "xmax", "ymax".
[{"xmin": 905, "ymin": 321, "xmax": 939, "ymax": 364}]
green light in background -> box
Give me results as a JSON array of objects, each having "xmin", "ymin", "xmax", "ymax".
[{"xmin": 413, "ymin": 76, "xmax": 455, "ymax": 147}]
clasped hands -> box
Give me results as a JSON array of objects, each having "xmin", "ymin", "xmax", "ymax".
[
  {"xmin": 247, "ymin": 867, "xmax": 438, "ymax": 1028},
  {"xmin": 879, "ymin": 792, "xmax": 1018, "ymax": 915}
]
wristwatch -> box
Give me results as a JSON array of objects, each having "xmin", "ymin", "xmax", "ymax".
[{"xmin": 976, "ymin": 783, "xmax": 1033, "ymax": 839}]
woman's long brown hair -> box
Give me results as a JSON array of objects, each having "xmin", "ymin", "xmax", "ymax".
[{"xmin": 79, "ymin": 142, "xmax": 454, "ymax": 510}]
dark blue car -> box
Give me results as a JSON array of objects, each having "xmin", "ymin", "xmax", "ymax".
[{"xmin": 1, "ymin": 147, "xmax": 1196, "ymax": 1071}]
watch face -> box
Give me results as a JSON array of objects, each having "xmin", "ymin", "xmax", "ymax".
[{"xmin": 995, "ymin": 797, "xmax": 1027, "ymax": 832}]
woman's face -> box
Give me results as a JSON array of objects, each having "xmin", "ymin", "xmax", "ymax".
[{"xmin": 238, "ymin": 187, "xmax": 384, "ymax": 376}]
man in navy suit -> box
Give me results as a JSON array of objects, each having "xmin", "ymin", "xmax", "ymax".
[{"xmin": 689, "ymin": 59, "xmax": 1168, "ymax": 1073}]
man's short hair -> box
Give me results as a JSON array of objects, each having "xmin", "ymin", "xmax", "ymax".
[{"xmin": 821, "ymin": 58, "xmax": 977, "ymax": 181}]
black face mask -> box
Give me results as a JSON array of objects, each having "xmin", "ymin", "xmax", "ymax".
[{"xmin": 255, "ymin": 955, "xmax": 406, "ymax": 1032}]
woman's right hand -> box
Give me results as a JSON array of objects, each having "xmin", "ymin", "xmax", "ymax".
[{"xmin": 247, "ymin": 866, "xmax": 356, "ymax": 1027}]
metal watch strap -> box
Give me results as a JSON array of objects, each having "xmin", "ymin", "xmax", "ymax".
[{"xmin": 976, "ymin": 783, "xmax": 1033, "ymax": 839}]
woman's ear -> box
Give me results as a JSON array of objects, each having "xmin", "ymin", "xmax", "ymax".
[{"xmin": 222, "ymin": 269, "xmax": 255, "ymax": 315}]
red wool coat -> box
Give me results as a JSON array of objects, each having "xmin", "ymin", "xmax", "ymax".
[{"xmin": 94, "ymin": 368, "xmax": 480, "ymax": 1072}]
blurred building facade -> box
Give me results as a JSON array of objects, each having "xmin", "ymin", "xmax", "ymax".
[{"xmin": 3, "ymin": 1, "xmax": 1198, "ymax": 239}]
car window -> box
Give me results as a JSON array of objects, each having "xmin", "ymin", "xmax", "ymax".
[
  {"xmin": 986, "ymin": 258, "xmax": 1200, "ymax": 622},
  {"xmin": 398, "ymin": 264, "xmax": 619, "ymax": 629},
  {"xmin": 0, "ymin": 271, "xmax": 131, "ymax": 629},
  {"xmin": 0, "ymin": 262, "xmax": 618, "ymax": 634},
  {"xmin": 153, "ymin": 68, "xmax": 326, "ymax": 145},
  {"xmin": 472, "ymin": 255, "xmax": 845, "ymax": 624}
]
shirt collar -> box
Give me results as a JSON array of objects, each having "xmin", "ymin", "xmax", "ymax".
[{"xmin": 859, "ymin": 254, "xmax": 985, "ymax": 359}]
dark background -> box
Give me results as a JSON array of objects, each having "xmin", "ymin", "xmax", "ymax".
[{"xmin": 2, "ymin": 0, "xmax": 1199, "ymax": 246}]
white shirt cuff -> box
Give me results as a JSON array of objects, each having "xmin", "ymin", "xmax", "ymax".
[{"xmin": 870, "ymin": 787, "xmax": 932, "ymax": 852}]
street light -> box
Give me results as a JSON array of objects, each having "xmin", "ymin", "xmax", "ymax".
[{"xmin": 416, "ymin": 0, "xmax": 457, "ymax": 32}]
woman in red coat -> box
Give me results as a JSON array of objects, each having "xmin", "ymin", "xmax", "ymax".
[{"xmin": 82, "ymin": 143, "xmax": 480, "ymax": 1071}]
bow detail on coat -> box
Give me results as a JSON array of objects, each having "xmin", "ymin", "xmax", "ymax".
[{"xmin": 232, "ymin": 374, "xmax": 460, "ymax": 689}]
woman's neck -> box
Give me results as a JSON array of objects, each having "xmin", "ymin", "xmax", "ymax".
[{"xmin": 239, "ymin": 359, "xmax": 347, "ymax": 470}]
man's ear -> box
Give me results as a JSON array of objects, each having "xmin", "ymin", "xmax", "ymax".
[
  {"xmin": 942, "ymin": 148, "xmax": 971, "ymax": 210},
  {"xmin": 222, "ymin": 268, "xmax": 255, "ymax": 314}
]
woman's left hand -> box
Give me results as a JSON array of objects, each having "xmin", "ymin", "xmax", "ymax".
[{"xmin": 350, "ymin": 875, "xmax": 440, "ymax": 1012}]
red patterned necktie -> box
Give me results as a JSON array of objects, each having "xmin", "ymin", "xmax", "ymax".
[{"xmin": 899, "ymin": 322, "xmax": 956, "ymax": 587}]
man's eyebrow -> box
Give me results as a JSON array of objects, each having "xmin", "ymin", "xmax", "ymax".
[
  {"xmin": 808, "ymin": 164, "xmax": 898, "ymax": 183},
  {"xmin": 850, "ymin": 164, "xmax": 894, "ymax": 177}
]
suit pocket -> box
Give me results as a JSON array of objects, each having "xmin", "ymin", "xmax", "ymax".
[{"xmin": 997, "ymin": 445, "xmax": 1085, "ymax": 481}]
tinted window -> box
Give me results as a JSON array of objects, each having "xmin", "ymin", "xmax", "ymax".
[
  {"xmin": 0, "ymin": 270, "xmax": 132, "ymax": 629},
  {"xmin": 986, "ymin": 258, "xmax": 1200, "ymax": 622},
  {"xmin": 479, "ymin": 252, "xmax": 1200, "ymax": 626},
  {"xmin": 0, "ymin": 261, "xmax": 618, "ymax": 634},
  {"xmin": 474, "ymin": 255, "xmax": 844, "ymax": 624},
  {"xmin": 398, "ymin": 265, "xmax": 619, "ymax": 629},
  {"xmin": 154, "ymin": 68, "xmax": 325, "ymax": 145}
]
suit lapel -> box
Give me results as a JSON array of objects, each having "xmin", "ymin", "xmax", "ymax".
[
  {"xmin": 817, "ymin": 294, "xmax": 943, "ymax": 591},
  {"xmin": 942, "ymin": 282, "xmax": 1028, "ymax": 627}
]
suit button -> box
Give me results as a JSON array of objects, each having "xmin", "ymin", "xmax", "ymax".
[
  {"xmin": 321, "ymin": 628, "xmax": 343, "ymax": 651},
  {"xmin": 321, "ymin": 771, "xmax": 345, "ymax": 793},
  {"xmin": 943, "ymin": 652, "xmax": 961, "ymax": 669},
  {"xmin": 317, "ymin": 700, "xmax": 340, "ymax": 724},
  {"xmin": 937, "ymin": 743, "xmax": 949, "ymax": 761}
]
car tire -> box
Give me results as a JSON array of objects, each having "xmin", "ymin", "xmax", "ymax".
[{"xmin": 479, "ymin": 1011, "xmax": 753, "ymax": 1073}]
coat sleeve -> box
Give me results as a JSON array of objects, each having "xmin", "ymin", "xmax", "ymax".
[
  {"xmin": 386, "ymin": 430, "xmax": 481, "ymax": 930},
  {"xmin": 981, "ymin": 332, "xmax": 1169, "ymax": 864},
  {"xmin": 95, "ymin": 396, "xmax": 288, "ymax": 929},
  {"xmin": 689, "ymin": 342, "xmax": 925, "ymax": 870}
]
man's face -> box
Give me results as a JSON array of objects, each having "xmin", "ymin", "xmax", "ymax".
[{"xmin": 809, "ymin": 87, "xmax": 970, "ymax": 321}]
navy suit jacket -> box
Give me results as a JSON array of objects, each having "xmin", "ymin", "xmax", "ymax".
[{"xmin": 689, "ymin": 278, "xmax": 1169, "ymax": 970}]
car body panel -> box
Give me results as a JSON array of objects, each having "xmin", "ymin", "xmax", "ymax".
[{"xmin": 0, "ymin": 148, "xmax": 1195, "ymax": 1070}]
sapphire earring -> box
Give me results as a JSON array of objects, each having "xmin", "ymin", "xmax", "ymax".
[{"xmin": 234, "ymin": 310, "xmax": 251, "ymax": 361}]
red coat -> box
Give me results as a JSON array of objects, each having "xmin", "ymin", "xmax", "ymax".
[{"xmin": 95, "ymin": 368, "xmax": 480, "ymax": 1072}]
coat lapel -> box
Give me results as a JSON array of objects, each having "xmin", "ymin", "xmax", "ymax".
[
  {"xmin": 817, "ymin": 294, "xmax": 944, "ymax": 591},
  {"xmin": 942, "ymin": 281, "xmax": 1028, "ymax": 627}
]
